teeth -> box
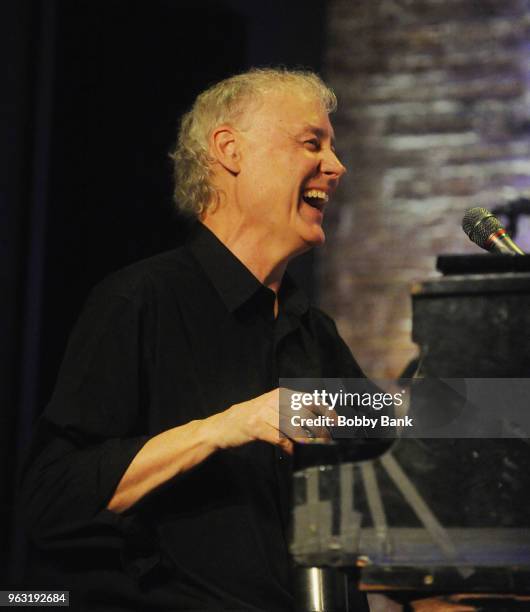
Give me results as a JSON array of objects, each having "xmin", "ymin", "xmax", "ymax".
[{"xmin": 303, "ymin": 189, "xmax": 329, "ymax": 202}]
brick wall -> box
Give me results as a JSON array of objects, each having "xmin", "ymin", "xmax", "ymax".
[{"xmin": 320, "ymin": 0, "xmax": 530, "ymax": 379}]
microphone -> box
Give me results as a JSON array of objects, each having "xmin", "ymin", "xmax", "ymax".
[{"xmin": 462, "ymin": 207, "xmax": 525, "ymax": 256}]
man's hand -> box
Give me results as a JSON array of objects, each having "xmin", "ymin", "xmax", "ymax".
[{"xmin": 206, "ymin": 388, "xmax": 336, "ymax": 455}]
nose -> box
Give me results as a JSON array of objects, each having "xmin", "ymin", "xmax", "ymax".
[{"xmin": 321, "ymin": 147, "xmax": 346, "ymax": 179}]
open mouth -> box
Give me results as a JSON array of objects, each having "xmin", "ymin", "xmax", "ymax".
[{"xmin": 301, "ymin": 189, "xmax": 329, "ymax": 211}]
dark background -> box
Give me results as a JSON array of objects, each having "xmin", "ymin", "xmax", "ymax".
[{"xmin": 1, "ymin": 0, "xmax": 328, "ymax": 585}]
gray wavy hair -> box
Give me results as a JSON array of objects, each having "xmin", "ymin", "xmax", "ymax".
[{"xmin": 169, "ymin": 67, "xmax": 337, "ymax": 217}]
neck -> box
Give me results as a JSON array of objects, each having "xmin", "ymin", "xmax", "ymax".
[{"xmin": 200, "ymin": 216, "xmax": 291, "ymax": 294}]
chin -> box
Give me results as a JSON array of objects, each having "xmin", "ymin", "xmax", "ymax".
[
  {"xmin": 287, "ymin": 222, "xmax": 326, "ymax": 257},
  {"xmin": 292, "ymin": 232, "xmax": 325, "ymax": 257},
  {"xmin": 304, "ymin": 226, "xmax": 326, "ymax": 247}
]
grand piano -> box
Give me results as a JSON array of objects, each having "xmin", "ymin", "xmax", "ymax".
[{"xmin": 290, "ymin": 255, "xmax": 530, "ymax": 610}]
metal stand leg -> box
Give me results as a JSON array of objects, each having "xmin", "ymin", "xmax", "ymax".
[{"xmin": 294, "ymin": 567, "xmax": 349, "ymax": 611}]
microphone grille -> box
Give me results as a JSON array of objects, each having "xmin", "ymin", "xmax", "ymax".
[{"xmin": 462, "ymin": 207, "xmax": 503, "ymax": 248}]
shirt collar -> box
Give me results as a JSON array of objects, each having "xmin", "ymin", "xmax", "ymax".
[{"xmin": 186, "ymin": 222, "xmax": 309, "ymax": 316}]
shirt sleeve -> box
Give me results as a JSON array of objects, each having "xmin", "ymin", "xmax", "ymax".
[{"xmin": 19, "ymin": 283, "xmax": 153, "ymax": 554}]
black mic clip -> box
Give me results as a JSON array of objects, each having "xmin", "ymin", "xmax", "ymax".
[{"xmin": 491, "ymin": 196, "xmax": 530, "ymax": 239}]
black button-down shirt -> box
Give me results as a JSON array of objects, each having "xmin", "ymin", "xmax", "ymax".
[{"xmin": 21, "ymin": 223, "xmax": 364, "ymax": 611}]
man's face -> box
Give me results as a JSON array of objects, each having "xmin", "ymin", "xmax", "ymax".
[{"xmin": 236, "ymin": 89, "xmax": 346, "ymax": 257}]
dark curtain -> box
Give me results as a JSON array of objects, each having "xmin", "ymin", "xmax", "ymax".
[{"xmin": 1, "ymin": 0, "xmax": 326, "ymax": 586}]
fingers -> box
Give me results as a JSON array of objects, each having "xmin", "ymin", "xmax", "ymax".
[
  {"xmin": 253, "ymin": 419, "xmax": 295, "ymax": 453},
  {"xmin": 277, "ymin": 437, "xmax": 294, "ymax": 455},
  {"xmin": 220, "ymin": 388, "xmax": 337, "ymax": 452},
  {"xmin": 255, "ymin": 395, "xmax": 332, "ymax": 448},
  {"xmin": 277, "ymin": 388, "xmax": 337, "ymax": 444}
]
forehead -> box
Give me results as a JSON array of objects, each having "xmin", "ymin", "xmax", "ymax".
[{"xmin": 244, "ymin": 89, "xmax": 335, "ymax": 139}]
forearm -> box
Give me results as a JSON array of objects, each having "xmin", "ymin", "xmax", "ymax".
[
  {"xmin": 107, "ymin": 417, "xmax": 219, "ymax": 513},
  {"xmin": 107, "ymin": 385, "xmax": 318, "ymax": 513}
]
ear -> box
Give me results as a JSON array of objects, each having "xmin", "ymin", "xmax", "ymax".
[{"xmin": 210, "ymin": 125, "xmax": 241, "ymax": 174}]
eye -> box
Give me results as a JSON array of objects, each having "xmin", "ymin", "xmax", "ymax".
[{"xmin": 304, "ymin": 138, "xmax": 320, "ymax": 150}]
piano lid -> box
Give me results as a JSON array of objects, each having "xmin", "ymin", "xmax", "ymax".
[{"xmin": 436, "ymin": 254, "xmax": 530, "ymax": 276}]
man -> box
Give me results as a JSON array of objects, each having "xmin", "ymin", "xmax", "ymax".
[{"xmin": 21, "ymin": 68, "xmax": 368, "ymax": 610}]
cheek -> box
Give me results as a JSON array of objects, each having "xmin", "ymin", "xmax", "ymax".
[{"xmin": 241, "ymin": 149, "xmax": 306, "ymax": 204}]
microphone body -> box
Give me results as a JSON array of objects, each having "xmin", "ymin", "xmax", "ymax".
[
  {"xmin": 484, "ymin": 227, "xmax": 525, "ymax": 256},
  {"xmin": 462, "ymin": 207, "xmax": 525, "ymax": 256}
]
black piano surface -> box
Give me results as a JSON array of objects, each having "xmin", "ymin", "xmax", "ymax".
[
  {"xmin": 360, "ymin": 255, "xmax": 530, "ymax": 596},
  {"xmin": 413, "ymin": 255, "xmax": 530, "ymax": 378}
]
